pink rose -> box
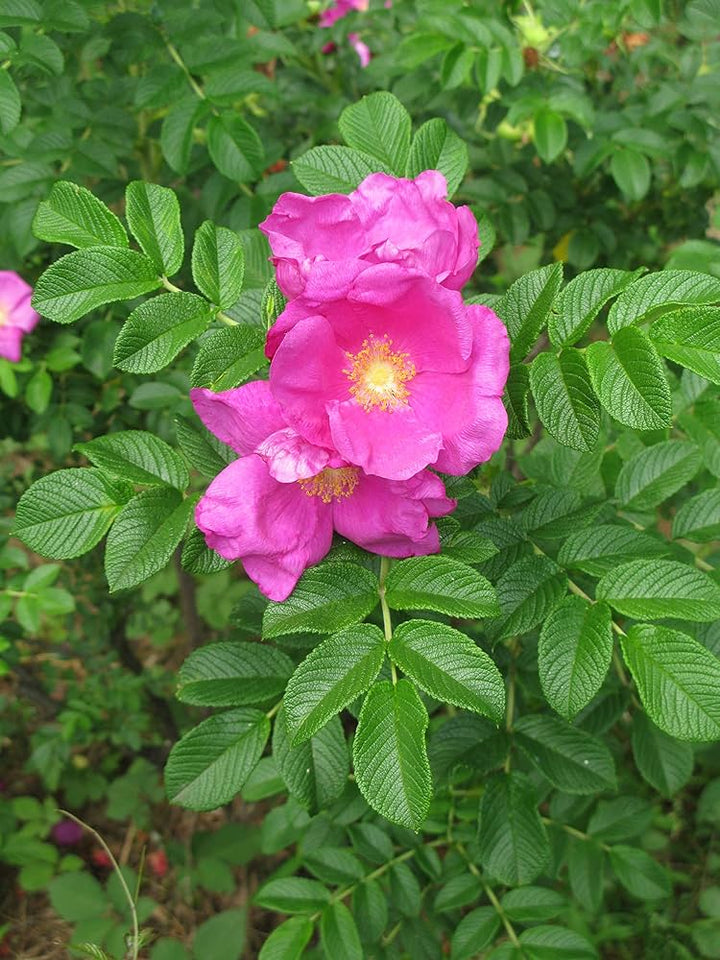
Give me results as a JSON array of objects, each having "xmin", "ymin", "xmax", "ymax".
[
  {"xmin": 0, "ymin": 271, "xmax": 39, "ymax": 362},
  {"xmin": 191, "ymin": 381, "xmax": 455, "ymax": 601},
  {"xmin": 348, "ymin": 33, "xmax": 371, "ymax": 67},
  {"xmin": 319, "ymin": 0, "xmax": 369, "ymax": 28},
  {"xmin": 266, "ymin": 262, "xmax": 509, "ymax": 481},
  {"xmin": 259, "ymin": 171, "xmax": 479, "ymax": 299}
]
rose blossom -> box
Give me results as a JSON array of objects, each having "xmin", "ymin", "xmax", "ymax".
[
  {"xmin": 259, "ymin": 171, "xmax": 479, "ymax": 299},
  {"xmin": 0, "ymin": 271, "xmax": 39, "ymax": 362},
  {"xmin": 191, "ymin": 381, "xmax": 455, "ymax": 601},
  {"xmin": 319, "ymin": 0, "xmax": 369, "ymax": 28},
  {"xmin": 348, "ymin": 32, "xmax": 371, "ymax": 67},
  {"xmin": 265, "ymin": 262, "xmax": 509, "ymax": 481}
]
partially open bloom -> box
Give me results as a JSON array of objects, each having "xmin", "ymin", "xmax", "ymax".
[
  {"xmin": 319, "ymin": 0, "xmax": 369, "ymax": 28},
  {"xmin": 348, "ymin": 33, "xmax": 371, "ymax": 67},
  {"xmin": 0, "ymin": 271, "xmax": 39, "ymax": 362},
  {"xmin": 259, "ymin": 171, "xmax": 479, "ymax": 299},
  {"xmin": 191, "ymin": 382, "xmax": 455, "ymax": 601},
  {"xmin": 266, "ymin": 263, "xmax": 509, "ymax": 480}
]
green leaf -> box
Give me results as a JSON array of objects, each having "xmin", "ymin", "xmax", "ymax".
[
  {"xmin": 631, "ymin": 712, "xmax": 693, "ymax": 797},
  {"xmin": 254, "ymin": 877, "xmax": 330, "ymax": 915},
  {"xmin": 490, "ymin": 555, "xmax": 567, "ymax": 641},
  {"xmin": 567, "ymin": 838, "xmax": 604, "ymax": 913},
  {"xmin": 292, "ymin": 145, "xmax": 389, "ymax": 196},
  {"xmin": 434, "ymin": 873, "xmax": 482, "ymax": 912},
  {"xmin": 190, "ymin": 325, "xmax": 266, "ymax": 391},
  {"xmin": 104, "ymin": 488, "xmax": 194, "ymax": 592},
  {"xmin": 177, "ymin": 642, "xmax": 293, "ymax": 707},
  {"xmin": 0, "ymin": 69, "xmax": 21, "ymax": 134},
  {"xmin": 25, "ymin": 368, "xmax": 52, "ymax": 414},
  {"xmin": 165, "ymin": 707, "xmax": 269, "ymax": 810},
  {"xmin": 283, "ymin": 623, "xmax": 385, "ymax": 743},
  {"xmin": 207, "ymin": 113, "xmax": 264, "ymax": 183},
  {"xmin": 504, "ymin": 363, "xmax": 531, "ymax": 439},
  {"xmin": 609, "ymin": 845, "xmax": 670, "ymax": 899},
  {"xmin": 649, "ymin": 305, "xmax": 720, "ymax": 383},
  {"xmin": 440, "ymin": 43, "xmax": 475, "ymax": 88},
  {"xmin": 192, "ymin": 221, "xmax": 245, "ymax": 309},
  {"xmin": 519, "ymin": 489, "xmax": 597, "ymax": 540},
  {"xmin": 192, "ymin": 910, "xmax": 246, "ymax": 960},
  {"xmin": 113, "ymin": 292, "xmax": 214, "ymax": 373},
  {"xmin": 352, "ymin": 880, "xmax": 388, "ymax": 944},
  {"xmin": 451, "ymin": 907, "xmax": 501, "ymax": 960},
  {"xmin": 587, "ymin": 796, "xmax": 652, "ymax": 843},
  {"xmin": 610, "ymin": 148, "xmax": 651, "ymax": 201},
  {"xmin": 621, "ymin": 624, "xmax": 720, "ymax": 741},
  {"xmin": 353, "ymin": 679, "xmax": 431, "ymax": 830},
  {"xmin": 586, "ymin": 326, "xmax": 671, "ymax": 430},
  {"xmin": 608, "ymin": 270, "xmax": 720, "ymax": 333},
  {"xmin": 497, "ymin": 263, "xmax": 564, "ymax": 363},
  {"xmin": 673, "ymin": 489, "xmax": 720, "ymax": 542},
  {"xmin": 597, "ymin": 560, "xmax": 720, "ymax": 622},
  {"xmin": 0, "ymin": 0, "xmax": 41, "ymax": 27},
  {"xmin": 161, "ymin": 97, "xmax": 205, "ymax": 175},
  {"xmin": 338, "ymin": 92, "xmax": 411, "ymax": 177},
  {"xmin": 320, "ymin": 901, "xmax": 362, "ymax": 960},
  {"xmin": 549, "ymin": 268, "xmax": 643, "ymax": 347},
  {"xmin": 175, "ymin": 416, "xmax": 237, "ymax": 479},
  {"xmin": 514, "ymin": 714, "xmax": 617, "ymax": 794},
  {"xmin": 262, "ymin": 562, "xmax": 379, "ymax": 638},
  {"xmin": 47, "ymin": 873, "xmax": 107, "ymax": 922},
  {"xmin": 273, "ymin": 710, "xmax": 348, "ymax": 814},
  {"xmin": 181, "ymin": 527, "xmax": 232, "ymax": 575},
  {"xmin": 538, "ymin": 597, "xmax": 613, "ymax": 720},
  {"xmin": 519, "ymin": 926, "xmax": 598, "ymax": 959},
  {"xmin": 13, "ymin": 468, "xmax": 131, "ymax": 559},
  {"xmin": 476, "ymin": 209, "xmax": 496, "ymax": 264},
  {"xmin": 406, "ymin": 117, "xmax": 469, "ymax": 196},
  {"xmin": 258, "ymin": 917, "xmax": 313, "ymax": 960},
  {"xmin": 74, "ymin": 430, "xmax": 189, "ymax": 489},
  {"xmin": 530, "ymin": 349, "xmax": 600, "ymax": 451},
  {"xmin": 304, "ymin": 848, "xmax": 364, "ymax": 886},
  {"xmin": 385, "ymin": 556, "xmax": 499, "ymax": 618},
  {"xmin": 478, "ymin": 771, "xmax": 550, "ymax": 886},
  {"xmin": 32, "ymin": 248, "xmax": 160, "ymax": 324},
  {"xmin": 533, "ymin": 109, "xmax": 567, "ymax": 163},
  {"xmin": 388, "ymin": 619, "xmax": 505, "ymax": 723},
  {"xmin": 501, "ymin": 887, "xmax": 566, "ymax": 923},
  {"xmin": 125, "ymin": 181, "xmax": 184, "ymax": 276},
  {"xmin": 557, "ymin": 523, "xmax": 668, "ymax": 576},
  {"xmin": 616, "ymin": 440, "xmax": 702, "ymax": 510}
]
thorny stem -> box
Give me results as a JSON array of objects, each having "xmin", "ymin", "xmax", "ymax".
[
  {"xmin": 58, "ymin": 810, "xmax": 140, "ymax": 960},
  {"xmin": 161, "ymin": 275, "xmax": 238, "ymax": 326}
]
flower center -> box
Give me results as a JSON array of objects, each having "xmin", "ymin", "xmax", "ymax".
[
  {"xmin": 0, "ymin": 302, "xmax": 7, "ymax": 328},
  {"xmin": 298, "ymin": 466, "xmax": 360, "ymax": 503},
  {"xmin": 343, "ymin": 334, "xmax": 416, "ymax": 412}
]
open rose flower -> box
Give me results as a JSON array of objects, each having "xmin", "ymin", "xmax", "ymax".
[
  {"xmin": 265, "ymin": 262, "xmax": 509, "ymax": 481},
  {"xmin": 259, "ymin": 171, "xmax": 479, "ymax": 299},
  {"xmin": 0, "ymin": 271, "xmax": 39, "ymax": 362},
  {"xmin": 191, "ymin": 381, "xmax": 456, "ymax": 601}
]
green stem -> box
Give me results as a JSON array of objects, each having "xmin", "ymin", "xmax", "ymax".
[
  {"xmin": 160, "ymin": 276, "xmax": 237, "ymax": 325},
  {"xmin": 58, "ymin": 810, "xmax": 140, "ymax": 960},
  {"xmin": 456, "ymin": 843, "xmax": 520, "ymax": 947},
  {"xmin": 541, "ymin": 816, "xmax": 610, "ymax": 852},
  {"xmin": 163, "ymin": 38, "xmax": 207, "ymax": 102},
  {"xmin": 266, "ymin": 700, "xmax": 282, "ymax": 720}
]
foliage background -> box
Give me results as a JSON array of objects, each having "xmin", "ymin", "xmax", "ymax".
[{"xmin": 2, "ymin": 0, "xmax": 720, "ymax": 957}]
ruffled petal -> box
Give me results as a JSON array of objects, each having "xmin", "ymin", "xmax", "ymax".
[
  {"xmin": 190, "ymin": 381, "xmax": 286, "ymax": 456},
  {"xmin": 195, "ymin": 454, "xmax": 333, "ymax": 600},
  {"xmin": 269, "ymin": 314, "xmax": 348, "ymax": 448},
  {"xmin": 0, "ymin": 327, "xmax": 23, "ymax": 363},
  {"xmin": 432, "ymin": 395, "xmax": 508, "ymax": 475},
  {"xmin": 256, "ymin": 427, "xmax": 331, "ymax": 482},
  {"xmin": 0, "ymin": 271, "xmax": 34, "ymax": 313}
]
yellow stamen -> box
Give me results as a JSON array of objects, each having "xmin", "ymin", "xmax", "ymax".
[
  {"xmin": 298, "ymin": 466, "xmax": 360, "ymax": 503},
  {"xmin": 343, "ymin": 334, "xmax": 416, "ymax": 412},
  {"xmin": 0, "ymin": 302, "xmax": 7, "ymax": 328}
]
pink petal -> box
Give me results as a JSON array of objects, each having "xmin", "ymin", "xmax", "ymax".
[
  {"xmin": 348, "ymin": 33, "xmax": 371, "ymax": 67},
  {"xmin": 0, "ymin": 327, "xmax": 23, "ymax": 363},
  {"xmin": 256, "ymin": 427, "xmax": 331, "ymax": 482},
  {"xmin": 332, "ymin": 470, "xmax": 454, "ymax": 556},
  {"xmin": 195, "ymin": 454, "xmax": 333, "ymax": 601},
  {"xmin": 328, "ymin": 399, "xmax": 443, "ymax": 480},
  {"xmin": 269, "ymin": 314, "xmax": 349, "ymax": 448},
  {"xmin": 190, "ymin": 381, "xmax": 286, "ymax": 456},
  {"xmin": 0, "ymin": 270, "xmax": 34, "ymax": 313}
]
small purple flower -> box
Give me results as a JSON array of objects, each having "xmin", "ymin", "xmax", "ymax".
[{"xmin": 52, "ymin": 819, "xmax": 84, "ymax": 846}]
